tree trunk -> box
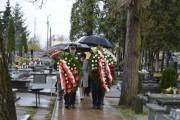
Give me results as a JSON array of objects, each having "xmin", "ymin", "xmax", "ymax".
[
  {"xmin": 0, "ymin": 22, "xmax": 17, "ymax": 120},
  {"xmin": 166, "ymin": 51, "xmax": 171, "ymax": 68},
  {"xmin": 154, "ymin": 51, "xmax": 159, "ymax": 72},
  {"xmin": 119, "ymin": 0, "xmax": 141, "ymax": 106},
  {"xmin": 161, "ymin": 51, "xmax": 165, "ymax": 72},
  {"xmin": 148, "ymin": 49, "xmax": 154, "ymax": 76}
]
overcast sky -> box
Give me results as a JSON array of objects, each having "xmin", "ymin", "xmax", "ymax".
[{"xmin": 0, "ymin": 0, "xmax": 75, "ymax": 47}]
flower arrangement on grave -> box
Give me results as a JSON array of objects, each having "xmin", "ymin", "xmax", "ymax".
[
  {"xmin": 89, "ymin": 47, "xmax": 116, "ymax": 92},
  {"xmin": 14, "ymin": 56, "xmax": 30, "ymax": 66},
  {"xmin": 57, "ymin": 53, "xmax": 82, "ymax": 94},
  {"xmin": 153, "ymin": 73, "xmax": 162, "ymax": 79}
]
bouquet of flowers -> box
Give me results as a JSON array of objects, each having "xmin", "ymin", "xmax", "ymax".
[
  {"xmin": 153, "ymin": 73, "xmax": 162, "ymax": 79},
  {"xmin": 89, "ymin": 48, "xmax": 116, "ymax": 92},
  {"xmin": 57, "ymin": 53, "xmax": 82, "ymax": 93}
]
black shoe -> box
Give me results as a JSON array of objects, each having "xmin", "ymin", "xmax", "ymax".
[
  {"xmin": 71, "ymin": 105, "xmax": 75, "ymax": 109},
  {"xmin": 65, "ymin": 105, "xmax": 69, "ymax": 109},
  {"xmin": 80, "ymin": 98, "xmax": 84, "ymax": 102},
  {"xmin": 97, "ymin": 106, "xmax": 101, "ymax": 109},
  {"xmin": 92, "ymin": 105, "xmax": 97, "ymax": 109}
]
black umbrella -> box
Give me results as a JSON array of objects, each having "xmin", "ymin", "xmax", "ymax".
[
  {"xmin": 48, "ymin": 43, "xmax": 71, "ymax": 51},
  {"xmin": 64, "ymin": 44, "xmax": 91, "ymax": 52},
  {"xmin": 77, "ymin": 35, "xmax": 112, "ymax": 48}
]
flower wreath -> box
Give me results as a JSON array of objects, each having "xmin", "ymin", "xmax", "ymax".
[
  {"xmin": 57, "ymin": 53, "xmax": 82, "ymax": 94},
  {"xmin": 89, "ymin": 49, "xmax": 116, "ymax": 92}
]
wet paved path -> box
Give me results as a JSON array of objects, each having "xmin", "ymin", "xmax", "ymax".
[{"xmin": 52, "ymin": 93, "xmax": 127, "ymax": 120}]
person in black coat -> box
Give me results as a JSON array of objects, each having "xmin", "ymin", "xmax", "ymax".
[{"xmin": 63, "ymin": 44, "xmax": 81, "ymax": 109}]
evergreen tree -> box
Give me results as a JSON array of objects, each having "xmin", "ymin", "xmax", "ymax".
[
  {"xmin": 98, "ymin": 0, "xmax": 127, "ymax": 61},
  {"xmin": 141, "ymin": 0, "xmax": 180, "ymax": 70},
  {"xmin": 19, "ymin": 32, "xmax": 28, "ymax": 56},
  {"xmin": 0, "ymin": 18, "xmax": 17, "ymax": 120},
  {"xmin": 12, "ymin": 2, "xmax": 29, "ymax": 51},
  {"xmin": 70, "ymin": 0, "xmax": 100, "ymax": 41},
  {"xmin": 7, "ymin": 17, "xmax": 15, "ymax": 64},
  {"xmin": 2, "ymin": 0, "xmax": 11, "ymax": 34},
  {"xmin": 70, "ymin": 1, "xmax": 83, "ymax": 41}
]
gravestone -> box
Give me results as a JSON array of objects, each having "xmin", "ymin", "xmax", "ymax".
[
  {"xmin": 33, "ymin": 74, "xmax": 47, "ymax": 83},
  {"xmin": 132, "ymin": 96, "xmax": 143, "ymax": 114}
]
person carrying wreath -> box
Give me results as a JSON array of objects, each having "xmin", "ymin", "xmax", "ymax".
[
  {"xmin": 89, "ymin": 46, "xmax": 116, "ymax": 109},
  {"xmin": 58, "ymin": 44, "xmax": 82, "ymax": 109}
]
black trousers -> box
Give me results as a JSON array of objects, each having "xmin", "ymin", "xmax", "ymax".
[
  {"xmin": 92, "ymin": 86, "xmax": 104, "ymax": 107},
  {"xmin": 64, "ymin": 92, "xmax": 76, "ymax": 106}
]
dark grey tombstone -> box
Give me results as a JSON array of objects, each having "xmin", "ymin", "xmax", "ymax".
[
  {"xmin": 132, "ymin": 96, "xmax": 143, "ymax": 114},
  {"xmin": 33, "ymin": 74, "xmax": 47, "ymax": 83}
]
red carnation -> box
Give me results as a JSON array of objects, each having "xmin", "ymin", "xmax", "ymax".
[
  {"xmin": 73, "ymin": 69, "xmax": 78, "ymax": 74},
  {"xmin": 55, "ymin": 54, "xmax": 58, "ymax": 58},
  {"xmin": 75, "ymin": 76, "xmax": 79, "ymax": 81},
  {"xmin": 73, "ymin": 83, "xmax": 77, "ymax": 87},
  {"xmin": 67, "ymin": 84, "xmax": 72, "ymax": 89},
  {"xmin": 67, "ymin": 89, "xmax": 71, "ymax": 93}
]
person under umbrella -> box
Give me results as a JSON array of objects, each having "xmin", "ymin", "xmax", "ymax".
[
  {"xmin": 79, "ymin": 53, "xmax": 89, "ymax": 101},
  {"xmin": 77, "ymin": 35, "xmax": 112, "ymax": 48},
  {"xmin": 62, "ymin": 44, "xmax": 82, "ymax": 109}
]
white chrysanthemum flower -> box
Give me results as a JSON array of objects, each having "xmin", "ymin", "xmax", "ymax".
[
  {"xmin": 71, "ymin": 68, "xmax": 73, "ymax": 70},
  {"xmin": 92, "ymin": 60, "xmax": 94, "ymax": 62},
  {"xmin": 73, "ymin": 64, "xmax": 75, "ymax": 66},
  {"xmin": 65, "ymin": 58, "xmax": 67, "ymax": 60},
  {"xmin": 92, "ymin": 64, "xmax": 94, "ymax": 67},
  {"xmin": 66, "ymin": 78, "xmax": 68, "ymax": 80}
]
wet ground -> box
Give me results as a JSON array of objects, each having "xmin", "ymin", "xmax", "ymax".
[
  {"xmin": 16, "ymin": 92, "xmax": 56, "ymax": 120},
  {"xmin": 15, "ymin": 79, "xmax": 148, "ymax": 120}
]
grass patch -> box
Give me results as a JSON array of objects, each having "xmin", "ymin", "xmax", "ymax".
[
  {"xmin": 143, "ymin": 83, "xmax": 159, "ymax": 87},
  {"xmin": 45, "ymin": 97, "xmax": 56, "ymax": 120},
  {"xmin": 17, "ymin": 106, "xmax": 38, "ymax": 119},
  {"xmin": 113, "ymin": 105, "xmax": 148, "ymax": 117}
]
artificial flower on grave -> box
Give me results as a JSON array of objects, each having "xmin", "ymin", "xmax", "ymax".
[
  {"xmin": 153, "ymin": 73, "xmax": 162, "ymax": 79},
  {"xmin": 14, "ymin": 56, "xmax": 30, "ymax": 66},
  {"xmin": 89, "ymin": 48, "xmax": 116, "ymax": 92},
  {"xmin": 58, "ymin": 53, "xmax": 83, "ymax": 94}
]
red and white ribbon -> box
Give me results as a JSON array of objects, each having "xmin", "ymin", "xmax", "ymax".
[
  {"xmin": 98, "ymin": 58, "xmax": 110, "ymax": 92},
  {"xmin": 59, "ymin": 60, "xmax": 76, "ymax": 93},
  {"xmin": 59, "ymin": 63, "xmax": 66, "ymax": 90},
  {"xmin": 97, "ymin": 50, "xmax": 113, "ymax": 92}
]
